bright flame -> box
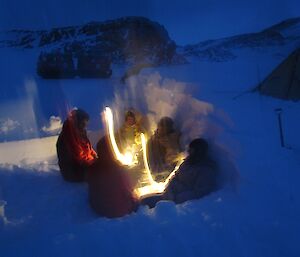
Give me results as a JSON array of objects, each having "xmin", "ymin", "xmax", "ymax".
[
  {"xmin": 103, "ymin": 106, "xmax": 184, "ymax": 197},
  {"xmin": 104, "ymin": 107, "xmax": 134, "ymax": 166},
  {"xmin": 140, "ymin": 133, "xmax": 155, "ymax": 185},
  {"xmin": 137, "ymin": 133, "xmax": 184, "ymax": 197}
]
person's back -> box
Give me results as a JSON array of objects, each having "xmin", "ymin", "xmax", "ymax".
[
  {"xmin": 168, "ymin": 158, "xmax": 217, "ymax": 203},
  {"xmin": 141, "ymin": 138, "xmax": 218, "ymax": 207},
  {"xmin": 193, "ymin": 159, "xmax": 218, "ymax": 198},
  {"xmin": 164, "ymin": 138, "xmax": 218, "ymax": 203},
  {"xmin": 56, "ymin": 109, "xmax": 97, "ymax": 182},
  {"xmin": 86, "ymin": 137, "xmax": 138, "ymax": 218}
]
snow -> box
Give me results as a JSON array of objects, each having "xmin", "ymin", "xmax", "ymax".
[
  {"xmin": 0, "ymin": 136, "xmax": 57, "ymax": 169},
  {"xmin": 41, "ymin": 116, "xmax": 63, "ymax": 135},
  {"xmin": 0, "ymin": 118, "xmax": 20, "ymax": 134},
  {"xmin": 0, "ymin": 39, "xmax": 300, "ymax": 257}
]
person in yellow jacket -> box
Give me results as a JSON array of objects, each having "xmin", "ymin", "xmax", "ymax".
[{"xmin": 118, "ymin": 110, "xmax": 142, "ymax": 147}]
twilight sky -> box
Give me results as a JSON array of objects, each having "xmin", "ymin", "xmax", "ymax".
[{"xmin": 0, "ymin": 0, "xmax": 300, "ymax": 44}]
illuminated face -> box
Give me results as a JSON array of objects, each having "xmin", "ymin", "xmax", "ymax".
[{"xmin": 126, "ymin": 116, "xmax": 136, "ymax": 127}]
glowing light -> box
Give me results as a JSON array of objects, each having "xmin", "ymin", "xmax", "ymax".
[
  {"xmin": 135, "ymin": 159, "xmax": 183, "ymax": 197},
  {"xmin": 123, "ymin": 151, "xmax": 134, "ymax": 165},
  {"xmin": 140, "ymin": 133, "xmax": 155, "ymax": 185},
  {"xmin": 104, "ymin": 107, "xmax": 134, "ymax": 166},
  {"xmin": 137, "ymin": 133, "xmax": 184, "ymax": 197},
  {"xmin": 103, "ymin": 106, "xmax": 184, "ymax": 197}
]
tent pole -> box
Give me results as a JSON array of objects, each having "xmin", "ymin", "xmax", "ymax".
[{"xmin": 275, "ymin": 108, "xmax": 285, "ymax": 148}]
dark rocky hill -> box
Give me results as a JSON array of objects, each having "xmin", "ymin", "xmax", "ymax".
[{"xmin": 0, "ymin": 17, "xmax": 185, "ymax": 65}]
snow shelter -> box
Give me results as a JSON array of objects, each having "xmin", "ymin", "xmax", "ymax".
[
  {"xmin": 37, "ymin": 51, "xmax": 112, "ymax": 79},
  {"xmin": 256, "ymin": 48, "xmax": 300, "ymax": 101},
  {"xmin": 37, "ymin": 52, "xmax": 76, "ymax": 79}
]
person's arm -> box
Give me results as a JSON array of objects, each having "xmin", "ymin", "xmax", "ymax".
[
  {"xmin": 163, "ymin": 173, "xmax": 186, "ymax": 201},
  {"xmin": 71, "ymin": 139, "xmax": 97, "ymax": 166}
]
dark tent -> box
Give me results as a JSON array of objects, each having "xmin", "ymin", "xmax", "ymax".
[{"xmin": 256, "ymin": 48, "xmax": 300, "ymax": 101}]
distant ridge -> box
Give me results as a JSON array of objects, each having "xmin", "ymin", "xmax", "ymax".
[{"xmin": 1, "ymin": 16, "xmax": 300, "ymax": 63}]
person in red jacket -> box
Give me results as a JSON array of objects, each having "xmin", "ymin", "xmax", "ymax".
[
  {"xmin": 56, "ymin": 109, "xmax": 97, "ymax": 182},
  {"xmin": 86, "ymin": 136, "xmax": 139, "ymax": 218}
]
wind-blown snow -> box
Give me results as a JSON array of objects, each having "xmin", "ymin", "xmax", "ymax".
[{"xmin": 110, "ymin": 72, "xmax": 218, "ymax": 147}]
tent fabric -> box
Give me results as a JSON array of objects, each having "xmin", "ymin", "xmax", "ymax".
[{"xmin": 257, "ymin": 48, "xmax": 300, "ymax": 101}]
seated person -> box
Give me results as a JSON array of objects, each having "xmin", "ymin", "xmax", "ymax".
[
  {"xmin": 141, "ymin": 138, "xmax": 219, "ymax": 208},
  {"xmin": 56, "ymin": 109, "xmax": 97, "ymax": 182},
  {"xmin": 86, "ymin": 136, "xmax": 139, "ymax": 218},
  {"xmin": 116, "ymin": 110, "xmax": 144, "ymax": 152},
  {"xmin": 147, "ymin": 117, "xmax": 181, "ymax": 178}
]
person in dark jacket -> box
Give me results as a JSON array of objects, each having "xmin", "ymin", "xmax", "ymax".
[
  {"xmin": 164, "ymin": 138, "xmax": 218, "ymax": 203},
  {"xmin": 56, "ymin": 109, "xmax": 97, "ymax": 182},
  {"xmin": 141, "ymin": 138, "xmax": 219, "ymax": 208},
  {"xmin": 147, "ymin": 117, "xmax": 181, "ymax": 179},
  {"xmin": 86, "ymin": 136, "xmax": 139, "ymax": 218}
]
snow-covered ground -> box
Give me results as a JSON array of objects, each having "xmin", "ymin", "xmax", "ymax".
[{"xmin": 0, "ymin": 43, "xmax": 300, "ymax": 257}]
